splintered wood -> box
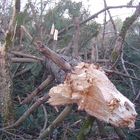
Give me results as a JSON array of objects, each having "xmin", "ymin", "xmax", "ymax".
[{"xmin": 48, "ymin": 62, "xmax": 137, "ymax": 128}]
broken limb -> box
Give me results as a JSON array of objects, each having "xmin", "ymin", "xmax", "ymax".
[
  {"xmin": 39, "ymin": 105, "xmax": 72, "ymax": 139},
  {"xmin": 48, "ymin": 62, "xmax": 137, "ymax": 128}
]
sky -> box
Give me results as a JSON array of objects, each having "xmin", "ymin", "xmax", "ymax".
[
  {"xmin": 21, "ymin": 0, "xmax": 140, "ymax": 23},
  {"xmin": 71, "ymin": 0, "xmax": 139, "ymax": 23}
]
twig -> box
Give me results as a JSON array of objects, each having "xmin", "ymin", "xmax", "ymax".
[
  {"xmin": 80, "ymin": 5, "xmax": 137, "ymax": 27},
  {"xmin": 12, "ymin": 63, "xmax": 21, "ymax": 78},
  {"xmin": 38, "ymin": 105, "xmax": 72, "ymax": 139},
  {"xmin": 11, "ymin": 51, "xmax": 44, "ymax": 61},
  {"xmin": 40, "ymin": 104, "xmax": 48, "ymax": 133},
  {"xmin": 2, "ymin": 129, "xmax": 25, "ymax": 140},
  {"xmin": 104, "ymin": 69, "xmax": 140, "ymax": 81},
  {"xmin": 114, "ymin": 127, "xmax": 126, "ymax": 140},
  {"xmin": 124, "ymin": 61, "xmax": 140, "ymax": 70},
  {"xmin": 121, "ymin": 53, "xmax": 136, "ymax": 95},
  {"xmin": 133, "ymin": 90, "xmax": 140, "ymax": 102}
]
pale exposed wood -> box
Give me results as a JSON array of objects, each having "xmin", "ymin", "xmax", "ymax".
[{"xmin": 48, "ymin": 62, "xmax": 137, "ymax": 128}]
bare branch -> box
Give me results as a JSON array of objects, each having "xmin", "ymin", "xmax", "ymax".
[
  {"xmin": 11, "ymin": 51, "xmax": 44, "ymax": 61},
  {"xmin": 39, "ymin": 105, "xmax": 72, "ymax": 139},
  {"xmin": 36, "ymin": 41, "xmax": 72, "ymax": 72},
  {"xmin": 48, "ymin": 5, "xmax": 137, "ymax": 44},
  {"xmin": 13, "ymin": 67, "xmax": 31, "ymax": 78},
  {"xmin": 103, "ymin": 0, "xmax": 117, "ymax": 36},
  {"xmin": 121, "ymin": 53, "xmax": 136, "ymax": 95},
  {"xmin": 1, "ymin": 94, "xmax": 50, "ymax": 129},
  {"xmin": 40, "ymin": 104, "xmax": 48, "ymax": 133},
  {"xmin": 104, "ymin": 69, "xmax": 140, "ymax": 81},
  {"xmin": 21, "ymin": 75, "xmax": 54, "ymax": 104},
  {"xmin": 11, "ymin": 57, "xmax": 41, "ymax": 63}
]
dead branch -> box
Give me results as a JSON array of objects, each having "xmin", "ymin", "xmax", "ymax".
[
  {"xmin": 40, "ymin": 104, "xmax": 48, "ymax": 133},
  {"xmin": 21, "ymin": 75, "xmax": 54, "ymax": 104},
  {"xmin": 36, "ymin": 41, "xmax": 72, "ymax": 72},
  {"xmin": 39, "ymin": 105, "xmax": 72, "ymax": 139},
  {"xmin": 11, "ymin": 57, "xmax": 41, "ymax": 63},
  {"xmin": 124, "ymin": 61, "xmax": 140, "ymax": 70},
  {"xmin": 121, "ymin": 53, "xmax": 136, "ymax": 95},
  {"xmin": 133, "ymin": 90, "xmax": 140, "ymax": 102},
  {"xmin": 104, "ymin": 69, "xmax": 140, "ymax": 81},
  {"xmin": 13, "ymin": 67, "xmax": 31, "ymax": 78},
  {"xmin": 11, "ymin": 51, "xmax": 44, "ymax": 61},
  {"xmin": 80, "ymin": 5, "xmax": 137, "ymax": 27},
  {"xmin": 12, "ymin": 63, "xmax": 21, "ymax": 78}
]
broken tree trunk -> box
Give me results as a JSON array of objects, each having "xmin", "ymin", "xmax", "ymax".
[{"xmin": 48, "ymin": 62, "xmax": 137, "ymax": 128}]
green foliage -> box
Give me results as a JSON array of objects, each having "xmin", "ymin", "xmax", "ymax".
[
  {"xmin": 44, "ymin": 0, "xmax": 83, "ymax": 29},
  {"xmin": 30, "ymin": 63, "xmax": 43, "ymax": 76}
]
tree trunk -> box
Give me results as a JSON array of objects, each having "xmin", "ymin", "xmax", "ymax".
[
  {"xmin": 0, "ymin": 45, "xmax": 14, "ymax": 126},
  {"xmin": 0, "ymin": 0, "xmax": 20, "ymax": 126}
]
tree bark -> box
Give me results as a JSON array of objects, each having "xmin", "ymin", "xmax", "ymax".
[
  {"xmin": 0, "ymin": 45, "xmax": 14, "ymax": 126},
  {"xmin": 0, "ymin": 0, "xmax": 19, "ymax": 126}
]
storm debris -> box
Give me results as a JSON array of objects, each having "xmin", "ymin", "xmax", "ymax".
[{"xmin": 48, "ymin": 62, "xmax": 137, "ymax": 128}]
